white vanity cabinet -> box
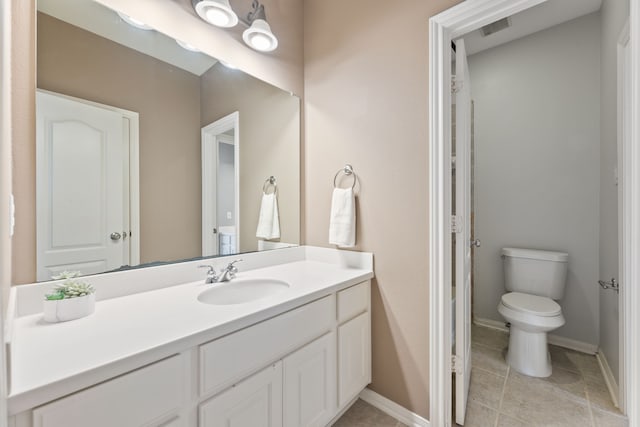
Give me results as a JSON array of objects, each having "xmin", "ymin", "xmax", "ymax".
[
  {"xmin": 283, "ymin": 332, "xmax": 336, "ymax": 427},
  {"xmin": 11, "ymin": 280, "xmax": 371, "ymax": 427},
  {"xmin": 30, "ymin": 355, "xmax": 185, "ymax": 427},
  {"xmin": 199, "ymin": 362, "xmax": 284, "ymax": 427},
  {"xmin": 337, "ymin": 282, "xmax": 372, "ymax": 407}
]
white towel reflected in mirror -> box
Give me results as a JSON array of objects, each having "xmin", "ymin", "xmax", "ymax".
[{"xmin": 256, "ymin": 192, "xmax": 280, "ymax": 240}]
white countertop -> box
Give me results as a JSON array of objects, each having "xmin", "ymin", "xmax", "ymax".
[{"xmin": 7, "ymin": 250, "xmax": 373, "ymax": 415}]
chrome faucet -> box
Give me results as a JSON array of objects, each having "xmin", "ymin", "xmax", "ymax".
[
  {"xmin": 198, "ymin": 259, "xmax": 243, "ymax": 284},
  {"xmin": 198, "ymin": 265, "xmax": 219, "ymax": 284},
  {"xmin": 218, "ymin": 259, "xmax": 243, "ymax": 282}
]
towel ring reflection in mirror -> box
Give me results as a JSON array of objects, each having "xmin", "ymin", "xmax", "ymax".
[
  {"xmin": 263, "ymin": 176, "xmax": 277, "ymax": 194},
  {"xmin": 333, "ymin": 164, "xmax": 357, "ymax": 190}
]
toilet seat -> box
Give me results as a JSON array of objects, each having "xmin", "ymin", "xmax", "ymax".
[{"xmin": 501, "ymin": 292, "xmax": 561, "ymax": 317}]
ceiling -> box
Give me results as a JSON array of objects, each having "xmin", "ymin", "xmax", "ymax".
[
  {"xmin": 463, "ymin": 0, "xmax": 602, "ymax": 55},
  {"xmin": 38, "ymin": 0, "xmax": 218, "ymax": 76}
]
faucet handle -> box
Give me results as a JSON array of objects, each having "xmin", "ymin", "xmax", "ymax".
[
  {"xmin": 198, "ymin": 265, "xmax": 219, "ymax": 283},
  {"xmin": 198, "ymin": 265, "xmax": 215, "ymax": 274},
  {"xmin": 226, "ymin": 259, "xmax": 243, "ymax": 271},
  {"xmin": 223, "ymin": 259, "xmax": 243, "ymax": 279}
]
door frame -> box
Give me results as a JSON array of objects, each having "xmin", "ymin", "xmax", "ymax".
[
  {"xmin": 427, "ymin": 1, "xmax": 640, "ymax": 426},
  {"xmin": 35, "ymin": 89, "xmax": 140, "ymax": 268},
  {"xmin": 201, "ymin": 111, "xmax": 240, "ymax": 257}
]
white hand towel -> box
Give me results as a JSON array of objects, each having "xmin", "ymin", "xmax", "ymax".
[
  {"xmin": 329, "ymin": 188, "xmax": 356, "ymax": 247},
  {"xmin": 256, "ymin": 192, "xmax": 280, "ymax": 240}
]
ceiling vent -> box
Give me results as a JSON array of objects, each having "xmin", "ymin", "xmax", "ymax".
[{"xmin": 481, "ymin": 17, "xmax": 511, "ymax": 37}]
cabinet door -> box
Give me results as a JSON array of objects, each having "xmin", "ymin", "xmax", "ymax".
[
  {"xmin": 283, "ymin": 333, "xmax": 336, "ymax": 427},
  {"xmin": 32, "ymin": 356, "xmax": 184, "ymax": 427},
  {"xmin": 338, "ymin": 312, "xmax": 371, "ymax": 407},
  {"xmin": 199, "ymin": 362, "xmax": 283, "ymax": 427}
]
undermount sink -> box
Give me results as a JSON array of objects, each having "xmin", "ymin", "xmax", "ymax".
[{"xmin": 197, "ymin": 279, "xmax": 290, "ymax": 305}]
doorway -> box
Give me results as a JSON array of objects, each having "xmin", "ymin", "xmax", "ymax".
[
  {"xmin": 201, "ymin": 111, "xmax": 240, "ymax": 257},
  {"xmin": 428, "ymin": 1, "xmax": 639, "ymax": 426}
]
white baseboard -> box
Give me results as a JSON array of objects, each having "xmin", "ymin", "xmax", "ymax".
[
  {"xmin": 473, "ymin": 317, "xmax": 598, "ymax": 354},
  {"xmin": 359, "ymin": 388, "xmax": 430, "ymax": 427},
  {"xmin": 596, "ymin": 348, "xmax": 620, "ymax": 409}
]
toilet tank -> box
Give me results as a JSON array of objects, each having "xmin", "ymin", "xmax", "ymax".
[{"xmin": 502, "ymin": 248, "xmax": 569, "ymax": 300}]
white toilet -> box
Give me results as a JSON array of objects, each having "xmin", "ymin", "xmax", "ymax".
[{"xmin": 497, "ymin": 247, "xmax": 568, "ymax": 378}]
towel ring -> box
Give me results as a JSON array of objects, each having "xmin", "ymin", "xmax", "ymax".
[
  {"xmin": 263, "ymin": 176, "xmax": 277, "ymax": 194},
  {"xmin": 333, "ymin": 164, "xmax": 357, "ymax": 190}
]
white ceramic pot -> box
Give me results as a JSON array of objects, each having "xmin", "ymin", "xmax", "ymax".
[{"xmin": 43, "ymin": 293, "xmax": 95, "ymax": 323}]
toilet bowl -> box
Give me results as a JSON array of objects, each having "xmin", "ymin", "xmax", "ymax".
[
  {"xmin": 498, "ymin": 292, "xmax": 565, "ymax": 377},
  {"xmin": 498, "ymin": 248, "xmax": 569, "ymax": 378}
]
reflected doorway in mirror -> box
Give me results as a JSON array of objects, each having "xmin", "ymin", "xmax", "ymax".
[
  {"xmin": 202, "ymin": 111, "xmax": 240, "ymax": 257},
  {"xmin": 35, "ymin": 90, "xmax": 140, "ymax": 282}
]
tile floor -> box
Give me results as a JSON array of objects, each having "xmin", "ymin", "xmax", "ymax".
[
  {"xmin": 333, "ymin": 399, "xmax": 407, "ymax": 427},
  {"xmin": 463, "ymin": 324, "xmax": 628, "ymax": 427},
  {"xmin": 333, "ymin": 325, "xmax": 628, "ymax": 427}
]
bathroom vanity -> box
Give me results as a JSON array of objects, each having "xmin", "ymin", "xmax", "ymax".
[{"xmin": 6, "ymin": 247, "xmax": 373, "ymax": 427}]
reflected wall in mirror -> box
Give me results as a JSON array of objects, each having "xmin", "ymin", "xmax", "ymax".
[{"xmin": 15, "ymin": 0, "xmax": 300, "ymax": 283}]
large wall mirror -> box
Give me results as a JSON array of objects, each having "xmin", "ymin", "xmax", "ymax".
[{"xmin": 17, "ymin": 0, "xmax": 300, "ymax": 282}]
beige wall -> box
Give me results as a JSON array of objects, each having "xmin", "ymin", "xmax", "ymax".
[
  {"xmin": 10, "ymin": 0, "xmax": 36, "ymax": 285},
  {"xmin": 201, "ymin": 64, "xmax": 300, "ymax": 251},
  {"xmin": 95, "ymin": 0, "xmax": 304, "ymax": 96},
  {"xmin": 303, "ymin": 0, "xmax": 461, "ymax": 418}
]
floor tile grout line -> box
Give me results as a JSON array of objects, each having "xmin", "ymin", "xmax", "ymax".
[
  {"xmin": 494, "ymin": 365, "xmax": 510, "ymax": 427},
  {"xmin": 583, "ymin": 367, "xmax": 597, "ymax": 427},
  {"xmin": 470, "ymin": 364, "xmax": 507, "ymax": 379}
]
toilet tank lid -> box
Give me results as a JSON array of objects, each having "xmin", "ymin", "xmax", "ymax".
[{"xmin": 501, "ymin": 248, "xmax": 568, "ymax": 262}]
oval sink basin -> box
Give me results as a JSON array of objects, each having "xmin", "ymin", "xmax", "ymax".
[{"xmin": 197, "ymin": 279, "xmax": 290, "ymax": 305}]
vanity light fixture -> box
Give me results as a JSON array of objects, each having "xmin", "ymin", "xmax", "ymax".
[
  {"xmin": 116, "ymin": 11, "xmax": 154, "ymax": 31},
  {"xmin": 220, "ymin": 60, "xmax": 238, "ymax": 69},
  {"xmin": 192, "ymin": 0, "xmax": 278, "ymax": 52},
  {"xmin": 176, "ymin": 40, "xmax": 201, "ymax": 52},
  {"xmin": 242, "ymin": 2, "xmax": 278, "ymax": 52},
  {"xmin": 193, "ymin": 0, "xmax": 239, "ymax": 28}
]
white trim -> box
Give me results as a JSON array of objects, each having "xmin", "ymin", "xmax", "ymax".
[
  {"xmin": 473, "ymin": 317, "xmax": 598, "ymax": 354},
  {"xmin": 618, "ymin": 19, "xmax": 632, "ymax": 415},
  {"xmin": 597, "ymin": 348, "xmax": 620, "ymax": 409},
  {"xmin": 429, "ymin": 2, "xmax": 640, "ymax": 426},
  {"xmin": 35, "ymin": 89, "xmax": 141, "ymax": 267},
  {"xmin": 548, "ymin": 335, "xmax": 598, "ymax": 355},
  {"xmin": 623, "ymin": 2, "xmax": 640, "ymax": 423},
  {"xmin": 0, "ymin": 0, "xmax": 12, "ymax": 423},
  {"xmin": 201, "ymin": 112, "xmax": 240, "ymax": 257},
  {"xmin": 359, "ymin": 388, "xmax": 430, "ymax": 427}
]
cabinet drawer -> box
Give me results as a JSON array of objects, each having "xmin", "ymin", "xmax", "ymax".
[
  {"xmin": 337, "ymin": 281, "xmax": 369, "ymax": 323},
  {"xmin": 200, "ymin": 295, "xmax": 334, "ymax": 397},
  {"xmin": 33, "ymin": 355, "xmax": 184, "ymax": 427}
]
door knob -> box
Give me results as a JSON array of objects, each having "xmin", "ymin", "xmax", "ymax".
[
  {"xmin": 470, "ymin": 239, "xmax": 481, "ymax": 248},
  {"xmin": 110, "ymin": 232, "xmax": 122, "ymax": 241}
]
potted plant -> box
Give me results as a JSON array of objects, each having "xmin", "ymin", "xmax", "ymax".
[{"xmin": 43, "ymin": 271, "xmax": 96, "ymax": 323}]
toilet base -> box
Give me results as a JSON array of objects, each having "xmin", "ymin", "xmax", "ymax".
[{"xmin": 505, "ymin": 326, "xmax": 552, "ymax": 378}]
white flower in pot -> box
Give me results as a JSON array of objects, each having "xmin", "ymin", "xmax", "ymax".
[{"xmin": 44, "ymin": 271, "xmax": 96, "ymax": 323}]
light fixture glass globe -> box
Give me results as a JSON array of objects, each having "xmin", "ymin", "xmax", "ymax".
[
  {"xmin": 242, "ymin": 19, "xmax": 278, "ymax": 52},
  {"xmin": 248, "ymin": 33, "xmax": 272, "ymax": 51},
  {"xmin": 194, "ymin": 0, "xmax": 238, "ymax": 28},
  {"xmin": 116, "ymin": 11, "xmax": 153, "ymax": 31},
  {"xmin": 176, "ymin": 40, "xmax": 201, "ymax": 52},
  {"xmin": 206, "ymin": 8, "xmax": 232, "ymax": 27}
]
